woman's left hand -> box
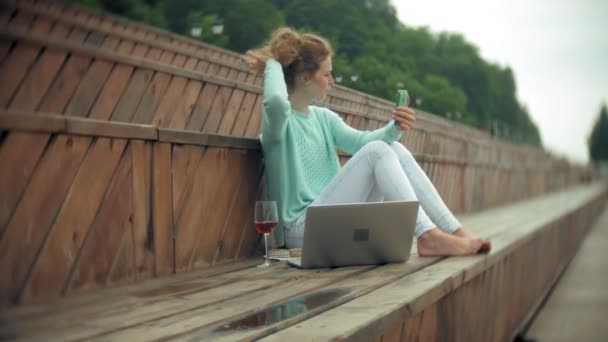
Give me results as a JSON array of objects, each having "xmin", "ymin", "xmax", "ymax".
[{"xmin": 392, "ymin": 106, "xmax": 416, "ymax": 130}]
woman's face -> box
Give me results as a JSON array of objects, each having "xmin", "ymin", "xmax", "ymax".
[{"xmin": 301, "ymin": 56, "xmax": 334, "ymax": 101}]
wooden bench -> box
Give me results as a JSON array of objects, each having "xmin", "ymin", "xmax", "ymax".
[{"xmin": 1, "ymin": 182, "xmax": 605, "ymax": 341}]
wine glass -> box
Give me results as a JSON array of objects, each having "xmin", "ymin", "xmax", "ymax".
[{"xmin": 254, "ymin": 201, "xmax": 278, "ymax": 268}]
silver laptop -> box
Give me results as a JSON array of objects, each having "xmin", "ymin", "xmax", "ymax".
[{"xmin": 287, "ymin": 200, "xmax": 418, "ymax": 269}]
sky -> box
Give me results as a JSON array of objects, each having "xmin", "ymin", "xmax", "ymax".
[{"xmin": 393, "ymin": 0, "xmax": 608, "ymax": 164}]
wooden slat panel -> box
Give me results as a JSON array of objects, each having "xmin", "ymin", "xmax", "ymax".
[
  {"xmin": 0, "ymin": 132, "xmax": 49, "ymax": 237},
  {"xmin": 106, "ymin": 215, "xmax": 136, "ymax": 285},
  {"xmin": 38, "ymin": 54, "xmax": 91, "ymax": 113},
  {"xmin": 20, "ymin": 138, "xmax": 128, "ymax": 303},
  {"xmin": 190, "ymin": 150, "xmax": 244, "ymax": 268},
  {"xmin": 174, "ymin": 148, "xmax": 229, "ymax": 272},
  {"xmin": 65, "ymin": 146, "xmax": 133, "ymax": 295},
  {"xmin": 213, "ymin": 149, "xmax": 262, "ymax": 264},
  {"xmin": 167, "ymin": 79, "xmax": 202, "ymax": 130},
  {"xmin": 170, "ymin": 144, "xmax": 206, "ymax": 229},
  {"xmin": 185, "ymin": 82, "xmax": 219, "ymax": 132},
  {"xmin": 217, "ymin": 89, "xmax": 246, "ymax": 135},
  {"xmin": 230, "ymin": 92, "xmax": 257, "ymax": 136},
  {"xmin": 152, "ymin": 142, "xmax": 174, "ymax": 276},
  {"xmin": 126, "ymin": 70, "xmax": 169, "ymax": 124},
  {"xmin": 0, "ymin": 43, "xmax": 39, "ymax": 108},
  {"xmin": 148, "ymin": 75, "xmax": 187, "ymax": 126},
  {"xmin": 131, "ymin": 140, "xmax": 154, "ymax": 279},
  {"xmin": 89, "ymin": 64, "xmax": 133, "ymax": 120},
  {"xmin": 201, "ymin": 86, "xmax": 234, "ymax": 133},
  {"xmin": 8, "ymin": 48, "xmax": 66, "ymax": 111},
  {"xmin": 64, "ymin": 59, "xmax": 113, "ymax": 117},
  {"xmin": 0, "ymin": 135, "xmax": 90, "ymax": 305},
  {"xmin": 109, "ymin": 68, "xmax": 154, "ymax": 122},
  {"xmin": 244, "ymin": 95, "xmax": 263, "ymax": 138}
]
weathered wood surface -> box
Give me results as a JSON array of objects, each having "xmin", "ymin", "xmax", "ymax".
[
  {"xmin": 0, "ymin": 183, "xmax": 605, "ymax": 341},
  {"xmin": 0, "ymin": 0, "xmax": 601, "ymax": 310},
  {"xmin": 0, "ymin": 114, "xmax": 263, "ymax": 305}
]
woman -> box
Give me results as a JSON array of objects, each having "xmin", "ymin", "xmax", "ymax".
[{"xmin": 246, "ymin": 28, "xmax": 490, "ymax": 256}]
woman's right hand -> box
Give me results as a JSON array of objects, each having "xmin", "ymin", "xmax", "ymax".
[{"xmin": 245, "ymin": 50, "xmax": 271, "ymax": 74}]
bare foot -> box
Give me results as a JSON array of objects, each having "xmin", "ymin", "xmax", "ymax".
[
  {"xmin": 417, "ymin": 228, "xmax": 484, "ymax": 257},
  {"xmin": 452, "ymin": 227, "xmax": 476, "ymax": 239},
  {"xmin": 453, "ymin": 227, "xmax": 492, "ymax": 254}
]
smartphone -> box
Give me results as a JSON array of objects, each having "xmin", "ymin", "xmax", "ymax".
[{"xmin": 395, "ymin": 89, "xmax": 409, "ymax": 126}]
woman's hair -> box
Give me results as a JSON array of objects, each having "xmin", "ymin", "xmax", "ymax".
[{"xmin": 248, "ymin": 27, "xmax": 333, "ymax": 89}]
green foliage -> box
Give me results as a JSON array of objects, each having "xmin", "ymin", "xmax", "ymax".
[
  {"xmin": 67, "ymin": 0, "xmax": 543, "ymax": 146},
  {"xmin": 221, "ymin": 0, "xmax": 285, "ymax": 52},
  {"xmin": 588, "ymin": 104, "xmax": 608, "ymax": 163}
]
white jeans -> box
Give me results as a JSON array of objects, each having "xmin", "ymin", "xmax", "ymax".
[{"xmin": 285, "ymin": 141, "xmax": 461, "ymax": 249}]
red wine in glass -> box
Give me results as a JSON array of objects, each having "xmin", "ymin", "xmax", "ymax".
[
  {"xmin": 255, "ymin": 221, "xmax": 278, "ymax": 234},
  {"xmin": 254, "ymin": 201, "xmax": 278, "ymax": 268}
]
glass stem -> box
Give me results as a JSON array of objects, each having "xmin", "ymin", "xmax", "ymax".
[{"xmin": 264, "ymin": 234, "xmax": 269, "ymax": 265}]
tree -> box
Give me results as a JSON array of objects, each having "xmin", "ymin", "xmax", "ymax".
[
  {"xmin": 588, "ymin": 103, "xmax": 608, "ymax": 163},
  {"xmin": 221, "ymin": 0, "xmax": 285, "ymax": 52}
]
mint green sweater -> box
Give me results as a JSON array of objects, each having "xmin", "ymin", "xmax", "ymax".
[{"xmin": 261, "ymin": 59, "xmax": 402, "ymax": 246}]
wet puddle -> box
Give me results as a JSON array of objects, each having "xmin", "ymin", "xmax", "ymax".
[{"xmin": 190, "ymin": 288, "xmax": 350, "ymax": 339}]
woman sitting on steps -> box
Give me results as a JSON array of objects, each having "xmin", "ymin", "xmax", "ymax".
[{"xmin": 245, "ymin": 27, "xmax": 491, "ymax": 256}]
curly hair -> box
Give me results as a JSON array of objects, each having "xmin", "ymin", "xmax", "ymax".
[{"xmin": 247, "ymin": 27, "xmax": 333, "ymax": 90}]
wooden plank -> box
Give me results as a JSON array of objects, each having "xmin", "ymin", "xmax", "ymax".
[
  {"xmin": 64, "ymin": 59, "xmax": 113, "ymax": 117},
  {"xmin": 66, "ymin": 146, "xmax": 134, "ymax": 294},
  {"xmin": 244, "ymin": 94, "xmax": 264, "ymax": 138},
  {"xmin": 89, "ymin": 64, "xmax": 133, "ymax": 120},
  {"xmin": 201, "ymin": 86, "xmax": 234, "ymax": 133},
  {"xmin": 152, "ymin": 142, "xmax": 174, "ymax": 276},
  {"xmin": 87, "ymin": 34, "xmax": 135, "ymax": 120},
  {"xmin": 170, "ymin": 145, "xmax": 206, "ymax": 229},
  {"xmin": 6, "ymin": 11, "xmax": 34, "ymax": 34},
  {"xmin": 148, "ymin": 75, "xmax": 188, "ymax": 126},
  {"xmin": 173, "ymin": 148, "xmax": 230, "ymax": 272},
  {"xmin": 27, "ymin": 11, "xmax": 54, "ymax": 36},
  {"xmin": 0, "ymin": 41, "xmax": 10, "ymax": 66},
  {"xmin": 0, "ymin": 43, "xmax": 39, "ymax": 108},
  {"xmin": 190, "ymin": 150, "xmax": 244, "ymax": 268},
  {"xmin": 127, "ymin": 70, "xmax": 170, "ymax": 124},
  {"xmin": 109, "ymin": 68, "xmax": 154, "ymax": 122},
  {"xmin": 0, "ymin": 135, "xmax": 90, "ymax": 305},
  {"xmin": 217, "ymin": 89, "xmax": 246, "ymax": 135},
  {"xmin": 64, "ymin": 116, "xmax": 157, "ymax": 140},
  {"xmin": 106, "ymin": 216, "xmax": 136, "ymax": 285},
  {"xmin": 0, "ymin": 132, "xmax": 50, "ymax": 237},
  {"xmin": 167, "ymin": 79, "xmax": 202, "ymax": 130},
  {"xmin": 230, "ymin": 92, "xmax": 257, "ymax": 136},
  {"xmin": 20, "ymin": 138, "xmax": 128, "ymax": 303},
  {"xmin": 131, "ymin": 140, "xmax": 154, "ymax": 279},
  {"xmin": 0, "ymin": 111, "xmax": 157, "ymax": 140},
  {"xmin": 213, "ymin": 149, "xmax": 263, "ymax": 264},
  {"xmin": 38, "ymin": 54, "xmax": 91, "ymax": 113},
  {"xmin": 185, "ymin": 82, "xmax": 219, "ymax": 132}
]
